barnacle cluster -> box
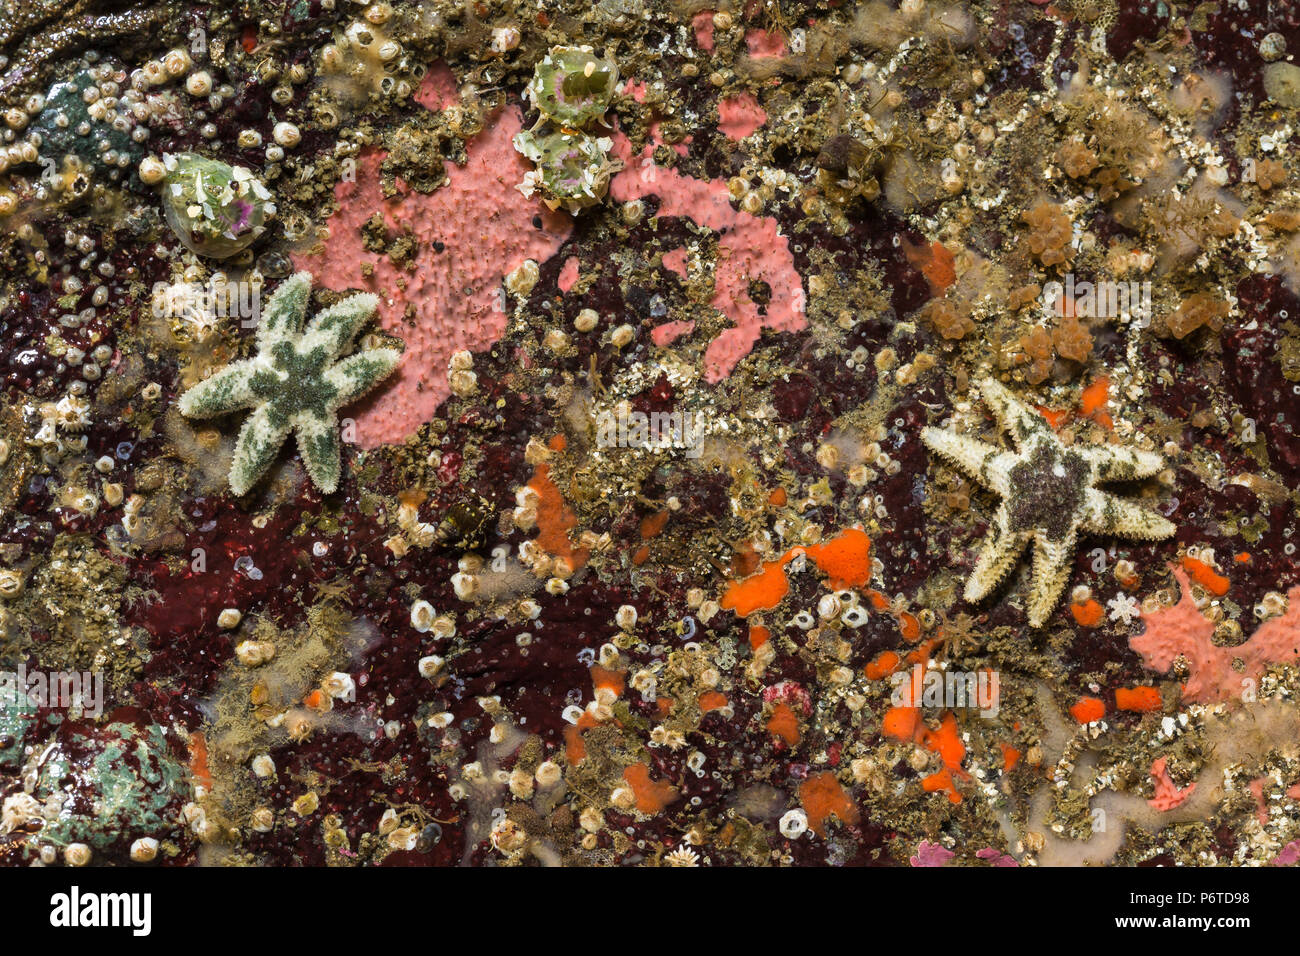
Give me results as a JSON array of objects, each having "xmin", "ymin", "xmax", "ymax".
[{"xmin": 513, "ymin": 46, "xmax": 622, "ymax": 213}]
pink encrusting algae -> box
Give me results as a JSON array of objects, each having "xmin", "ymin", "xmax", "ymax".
[
  {"xmin": 1147, "ymin": 757, "xmax": 1196, "ymax": 811},
  {"xmin": 1130, "ymin": 567, "xmax": 1300, "ymax": 704},
  {"xmin": 609, "ymin": 133, "xmax": 805, "ymax": 382},
  {"xmin": 717, "ymin": 92, "xmax": 768, "ymax": 140},
  {"xmin": 294, "ymin": 74, "xmax": 572, "ymax": 448}
]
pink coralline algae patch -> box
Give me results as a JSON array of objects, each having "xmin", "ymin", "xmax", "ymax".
[
  {"xmin": 1274, "ymin": 841, "xmax": 1300, "ymax": 866},
  {"xmin": 293, "ymin": 104, "xmax": 572, "ymax": 447},
  {"xmin": 609, "ymin": 134, "xmax": 805, "ymax": 382},
  {"xmin": 1129, "ymin": 567, "xmax": 1300, "ymax": 704},
  {"xmin": 692, "ymin": 11, "xmax": 716, "ymax": 51},
  {"xmin": 1148, "ymin": 757, "xmax": 1196, "ymax": 811},
  {"xmin": 718, "ymin": 92, "xmax": 767, "ymax": 140},
  {"xmin": 975, "ymin": 847, "xmax": 1019, "ymax": 867},
  {"xmin": 651, "ymin": 320, "xmax": 695, "ymax": 347},
  {"xmin": 660, "ymin": 247, "xmax": 688, "ymax": 279},
  {"xmin": 558, "ymin": 256, "xmax": 580, "ymax": 293},
  {"xmin": 909, "ymin": 840, "xmax": 954, "ymax": 867},
  {"xmin": 745, "ymin": 28, "xmax": 788, "ymax": 58},
  {"xmin": 413, "ymin": 61, "xmax": 459, "ymax": 112}
]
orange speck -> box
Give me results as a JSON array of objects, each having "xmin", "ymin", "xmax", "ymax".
[
  {"xmin": 1080, "ymin": 376, "xmax": 1111, "ymax": 425},
  {"xmin": 1070, "ymin": 696, "xmax": 1106, "ymax": 724},
  {"xmin": 528, "ymin": 463, "xmax": 590, "ymax": 570},
  {"xmin": 748, "ymin": 625, "xmax": 770, "ymax": 649},
  {"xmin": 564, "ymin": 710, "xmax": 601, "ymax": 764},
  {"xmin": 922, "ymin": 768, "xmax": 962, "ymax": 804},
  {"xmin": 590, "ymin": 665, "xmax": 624, "ymax": 697},
  {"xmin": 1035, "ymin": 405, "xmax": 1070, "ymax": 429},
  {"xmin": 921, "ymin": 713, "xmax": 966, "ymax": 770},
  {"xmin": 1000, "ymin": 744, "xmax": 1021, "ymax": 771},
  {"xmin": 864, "ymin": 650, "xmax": 900, "ymax": 680},
  {"xmin": 632, "ymin": 544, "xmax": 650, "ymax": 565},
  {"xmin": 1235, "ymin": 552, "xmax": 1252, "ymax": 564},
  {"xmin": 640, "ymin": 510, "xmax": 669, "ymax": 539},
  {"xmin": 866, "ymin": 589, "xmax": 891, "ymax": 611},
  {"xmin": 656, "ymin": 697, "xmax": 674, "ymax": 716},
  {"xmin": 303, "ymin": 689, "xmax": 325, "ymax": 711},
  {"xmin": 906, "ymin": 638, "xmax": 942, "ymax": 667},
  {"xmin": 1116, "ymin": 686, "xmax": 1162, "ymax": 712},
  {"xmin": 548, "ymin": 434, "xmax": 567, "ymax": 452},
  {"xmin": 188, "ymin": 732, "xmax": 212, "ymax": 792},
  {"xmin": 766, "ymin": 702, "xmax": 800, "ymax": 746},
  {"xmin": 768, "ymin": 487, "xmax": 787, "ymax": 507},
  {"xmin": 241, "ymin": 25, "xmax": 258, "ymax": 53},
  {"xmin": 1180, "ymin": 555, "xmax": 1229, "ymax": 596},
  {"xmin": 721, "ymin": 558, "xmax": 791, "ymax": 616},
  {"xmin": 622, "ymin": 763, "xmax": 679, "ymax": 813},
  {"xmin": 699, "ymin": 691, "xmax": 728, "ymax": 713},
  {"xmin": 1071, "ymin": 598, "xmax": 1105, "ymax": 627},
  {"xmin": 805, "ymin": 528, "xmax": 873, "ymax": 589},
  {"xmin": 798, "ymin": 772, "xmax": 861, "ymax": 836},
  {"xmin": 1080, "ymin": 376, "xmax": 1109, "ymax": 414},
  {"xmin": 904, "ymin": 239, "xmax": 957, "ymax": 293},
  {"xmin": 898, "ymin": 611, "xmax": 921, "ymax": 642},
  {"xmin": 882, "ymin": 706, "xmax": 920, "ymax": 741}
]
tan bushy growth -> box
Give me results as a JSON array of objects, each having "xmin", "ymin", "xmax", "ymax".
[
  {"xmin": 1052, "ymin": 311, "xmax": 1093, "ymax": 363},
  {"xmin": 919, "ymin": 296, "xmax": 974, "ymax": 341},
  {"xmin": 1060, "ymin": 72, "xmax": 1166, "ymax": 179},
  {"xmin": 1019, "ymin": 325, "xmax": 1054, "ymax": 384},
  {"xmin": 1016, "ymin": 312, "xmax": 1093, "ymax": 384},
  {"xmin": 1022, "ymin": 202, "xmax": 1074, "ymax": 268},
  {"xmin": 1160, "ymin": 292, "xmax": 1229, "ymax": 339},
  {"xmin": 1058, "ymin": 138, "xmax": 1099, "ymax": 179},
  {"xmin": 1140, "ymin": 179, "xmax": 1241, "ymax": 271},
  {"xmin": 1008, "ymin": 283, "xmax": 1042, "ymax": 311},
  {"xmin": 1256, "ymin": 158, "xmax": 1289, "ymax": 192}
]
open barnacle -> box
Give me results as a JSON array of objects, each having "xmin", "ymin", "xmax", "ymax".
[
  {"xmin": 524, "ymin": 46, "xmax": 619, "ymax": 130},
  {"xmin": 513, "ymin": 129, "xmax": 621, "ymax": 212},
  {"xmin": 157, "ymin": 153, "xmax": 275, "ymax": 259}
]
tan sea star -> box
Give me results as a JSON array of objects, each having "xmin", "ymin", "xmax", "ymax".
[{"xmin": 922, "ymin": 377, "xmax": 1175, "ymax": 627}]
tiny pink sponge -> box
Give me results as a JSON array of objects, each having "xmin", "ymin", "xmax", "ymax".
[
  {"xmin": 609, "ymin": 133, "xmax": 805, "ymax": 382},
  {"xmin": 294, "ymin": 95, "xmax": 571, "ymax": 448}
]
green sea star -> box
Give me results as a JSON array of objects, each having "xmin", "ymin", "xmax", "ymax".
[
  {"xmin": 178, "ymin": 271, "xmax": 401, "ymax": 496},
  {"xmin": 922, "ymin": 376, "xmax": 1175, "ymax": 628}
]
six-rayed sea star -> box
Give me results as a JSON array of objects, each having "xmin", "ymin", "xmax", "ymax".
[
  {"xmin": 178, "ymin": 272, "xmax": 401, "ymax": 496},
  {"xmin": 922, "ymin": 377, "xmax": 1175, "ymax": 627}
]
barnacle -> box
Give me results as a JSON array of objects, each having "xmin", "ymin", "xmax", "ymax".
[{"xmin": 157, "ymin": 153, "xmax": 274, "ymax": 259}]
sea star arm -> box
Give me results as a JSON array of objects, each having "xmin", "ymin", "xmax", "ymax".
[
  {"xmin": 176, "ymin": 359, "xmax": 264, "ymax": 418},
  {"xmin": 1080, "ymin": 487, "xmax": 1177, "ymax": 540},
  {"xmin": 963, "ymin": 504, "xmax": 1031, "ymax": 603},
  {"xmin": 976, "ymin": 377, "xmax": 1052, "ymax": 448},
  {"xmin": 1079, "ymin": 444, "xmax": 1166, "ymax": 483},
  {"xmin": 324, "ymin": 348, "xmax": 403, "ymax": 406},
  {"xmin": 921, "ymin": 426, "xmax": 1008, "ymax": 491},
  {"xmin": 229, "ymin": 404, "xmax": 293, "ymax": 496},
  {"xmin": 1026, "ymin": 529, "xmax": 1079, "ymax": 627},
  {"xmin": 300, "ymin": 292, "xmax": 383, "ymax": 362},
  {"xmin": 255, "ymin": 271, "xmax": 312, "ymax": 350},
  {"xmin": 294, "ymin": 413, "xmax": 343, "ymax": 495}
]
